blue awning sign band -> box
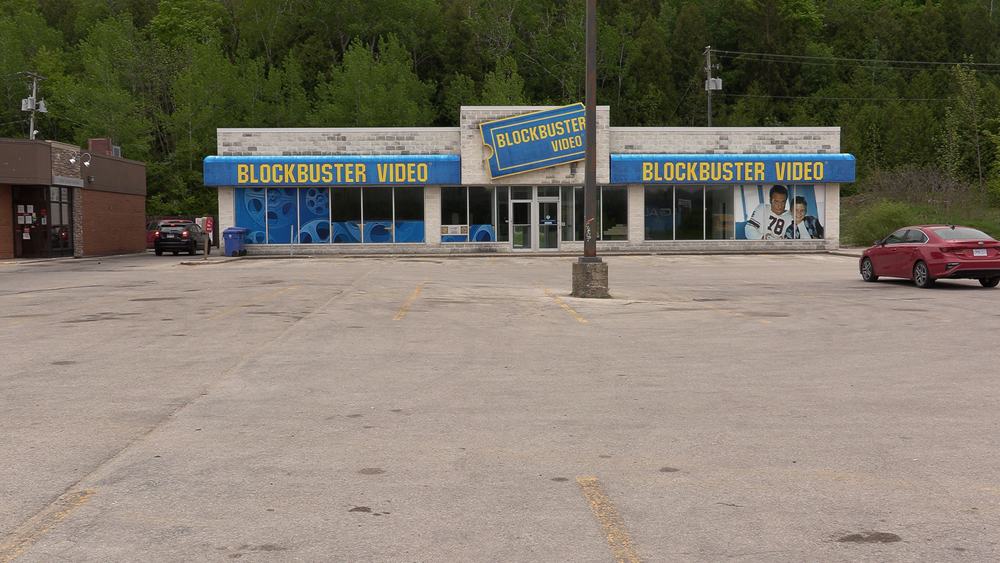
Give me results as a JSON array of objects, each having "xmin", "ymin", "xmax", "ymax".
[
  {"xmin": 203, "ymin": 155, "xmax": 461, "ymax": 186},
  {"xmin": 479, "ymin": 103, "xmax": 587, "ymax": 179},
  {"xmin": 610, "ymin": 153, "xmax": 856, "ymax": 184}
]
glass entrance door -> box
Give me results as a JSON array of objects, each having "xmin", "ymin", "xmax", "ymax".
[
  {"xmin": 538, "ymin": 200, "xmax": 559, "ymax": 250},
  {"xmin": 511, "ymin": 201, "xmax": 531, "ymax": 250}
]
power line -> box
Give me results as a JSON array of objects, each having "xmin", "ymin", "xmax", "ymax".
[
  {"xmin": 721, "ymin": 93, "xmax": 949, "ymax": 102},
  {"xmin": 713, "ymin": 52, "xmax": 1000, "ymax": 75},
  {"xmin": 712, "ymin": 48, "xmax": 1000, "ymax": 68}
]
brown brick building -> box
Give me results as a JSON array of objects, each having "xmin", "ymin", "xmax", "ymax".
[{"xmin": 0, "ymin": 138, "xmax": 146, "ymax": 259}]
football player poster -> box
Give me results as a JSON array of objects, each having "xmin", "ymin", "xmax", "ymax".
[{"xmin": 736, "ymin": 184, "xmax": 825, "ymax": 240}]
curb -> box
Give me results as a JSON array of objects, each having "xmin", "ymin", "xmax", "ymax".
[{"xmin": 179, "ymin": 257, "xmax": 244, "ymax": 266}]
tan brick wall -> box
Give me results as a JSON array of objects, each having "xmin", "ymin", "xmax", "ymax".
[
  {"xmin": 217, "ymin": 128, "xmax": 461, "ymax": 156},
  {"xmin": 0, "ymin": 184, "xmax": 12, "ymax": 259},
  {"xmin": 610, "ymin": 127, "xmax": 840, "ymax": 154},
  {"xmin": 460, "ymin": 106, "xmax": 611, "ymax": 185},
  {"xmin": 78, "ymin": 190, "xmax": 146, "ymax": 256}
]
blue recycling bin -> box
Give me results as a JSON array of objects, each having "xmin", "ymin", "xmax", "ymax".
[{"xmin": 223, "ymin": 227, "xmax": 248, "ymax": 257}]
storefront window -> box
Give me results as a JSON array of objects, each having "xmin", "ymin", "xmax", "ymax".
[
  {"xmin": 601, "ymin": 187, "xmax": 628, "ymax": 241},
  {"xmin": 441, "ymin": 187, "xmax": 468, "ymax": 242},
  {"xmin": 394, "ymin": 187, "xmax": 424, "ymax": 243},
  {"xmin": 441, "ymin": 187, "xmax": 506, "ymax": 243},
  {"xmin": 363, "ymin": 187, "xmax": 393, "ymax": 243},
  {"xmin": 644, "ymin": 186, "xmax": 673, "ymax": 240},
  {"xmin": 561, "ymin": 187, "xmax": 574, "ymax": 242},
  {"xmin": 787, "ymin": 186, "xmax": 825, "ymax": 240},
  {"xmin": 675, "ymin": 186, "xmax": 704, "ymax": 240},
  {"xmin": 705, "ymin": 186, "xmax": 734, "ymax": 240},
  {"xmin": 298, "ymin": 188, "xmax": 330, "ymax": 243},
  {"xmin": 47, "ymin": 186, "xmax": 73, "ymax": 256},
  {"xmin": 496, "ymin": 187, "xmax": 509, "ymax": 242},
  {"xmin": 735, "ymin": 184, "xmax": 825, "ymax": 240},
  {"xmin": 267, "ymin": 188, "xmax": 298, "ymax": 243},
  {"xmin": 469, "ymin": 187, "xmax": 495, "ymax": 242},
  {"xmin": 331, "ymin": 188, "xmax": 362, "ymax": 243}
]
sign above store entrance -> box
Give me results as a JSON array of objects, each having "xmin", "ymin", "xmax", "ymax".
[{"xmin": 480, "ymin": 103, "xmax": 586, "ymax": 178}]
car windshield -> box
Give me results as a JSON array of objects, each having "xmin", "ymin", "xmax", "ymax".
[{"xmin": 932, "ymin": 227, "xmax": 993, "ymax": 241}]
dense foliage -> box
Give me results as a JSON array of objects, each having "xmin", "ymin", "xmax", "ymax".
[{"xmin": 2, "ymin": 0, "xmax": 1000, "ymax": 217}]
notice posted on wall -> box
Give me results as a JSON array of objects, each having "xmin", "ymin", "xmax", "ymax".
[{"xmin": 23, "ymin": 231, "xmax": 30, "ymax": 240}]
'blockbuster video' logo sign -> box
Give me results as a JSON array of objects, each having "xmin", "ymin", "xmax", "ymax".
[{"xmin": 480, "ymin": 103, "xmax": 587, "ymax": 178}]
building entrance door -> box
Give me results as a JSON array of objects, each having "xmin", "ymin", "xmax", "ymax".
[
  {"xmin": 12, "ymin": 186, "xmax": 50, "ymax": 258},
  {"xmin": 511, "ymin": 201, "xmax": 531, "ymax": 250},
  {"xmin": 538, "ymin": 200, "xmax": 559, "ymax": 250},
  {"xmin": 509, "ymin": 187, "xmax": 561, "ymax": 251}
]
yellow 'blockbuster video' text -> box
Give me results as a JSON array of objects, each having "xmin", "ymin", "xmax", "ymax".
[
  {"xmin": 493, "ymin": 116, "xmax": 587, "ymax": 150},
  {"xmin": 235, "ymin": 162, "xmax": 430, "ymax": 185},
  {"xmin": 640, "ymin": 161, "xmax": 825, "ymax": 183}
]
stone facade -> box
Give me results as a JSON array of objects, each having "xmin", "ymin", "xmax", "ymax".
[
  {"xmin": 217, "ymin": 128, "xmax": 461, "ymax": 156},
  {"xmin": 48, "ymin": 141, "xmax": 84, "ymax": 185},
  {"xmin": 214, "ymin": 108, "xmax": 849, "ymax": 255},
  {"xmin": 609, "ymin": 127, "xmax": 840, "ymax": 154},
  {"xmin": 460, "ymin": 106, "xmax": 610, "ymax": 185}
]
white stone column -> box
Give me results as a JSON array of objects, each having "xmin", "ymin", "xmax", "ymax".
[
  {"xmin": 627, "ymin": 184, "xmax": 644, "ymax": 243},
  {"xmin": 425, "ymin": 186, "xmax": 441, "ymax": 245},
  {"xmin": 218, "ymin": 187, "xmax": 235, "ymax": 253},
  {"xmin": 824, "ymin": 183, "xmax": 840, "ymax": 249}
]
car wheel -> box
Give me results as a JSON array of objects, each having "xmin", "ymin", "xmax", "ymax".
[
  {"xmin": 154, "ymin": 248, "xmax": 163, "ymax": 256},
  {"xmin": 913, "ymin": 260, "xmax": 934, "ymax": 288},
  {"xmin": 979, "ymin": 277, "xmax": 1000, "ymax": 288},
  {"xmin": 172, "ymin": 250, "xmax": 179, "ymax": 256},
  {"xmin": 860, "ymin": 258, "xmax": 879, "ymax": 282}
]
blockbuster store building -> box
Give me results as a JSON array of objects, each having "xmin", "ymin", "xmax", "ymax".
[{"xmin": 203, "ymin": 105, "xmax": 856, "ymax": 255}]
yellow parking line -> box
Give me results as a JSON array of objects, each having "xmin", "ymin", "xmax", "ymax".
[
  {"xmin": 208, "ymin": 286, "xmax": 299, "ymax": 320},
  {"xmin": 393, "ymin": 283, "xmax": 424, "ymax": 321},
  {"xmin": 0, "ymin": 489, "xmax": 95, "ymax": 562},
  {"xmin": 576, "ymin": 476, "xmax": 641, "ymax": 563},
  {"xmin": 545, "ymin": 289, "xmax": 588, "ymax": 324}
]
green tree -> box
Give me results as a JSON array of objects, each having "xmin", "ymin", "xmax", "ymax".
[
  {"xmin": 479, "ymin": 56, "xmax": 527, "ymax": 105},
  {"xmin": 0, "ymin": 4, "xmax": 64, "ymax": 138},
  {"xmin": 311, "ymin": 36, "xmax": 435, "ymax": 127},
  {"xmin": 40, "ymin": 15, "xmax": 153, "ymax": 159}
]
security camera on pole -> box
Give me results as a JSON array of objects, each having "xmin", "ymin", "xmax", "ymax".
[{"xmin": 571, "ymin": 0, "xmax": 610, "ymax": 298}]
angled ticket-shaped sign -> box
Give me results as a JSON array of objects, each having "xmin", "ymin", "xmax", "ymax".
[{"xmin": 480, "ymin": 103, "xmax": 586, "ymax": 178}]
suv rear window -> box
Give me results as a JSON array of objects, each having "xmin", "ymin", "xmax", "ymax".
[
  {"xmin": 933, "ymin": 227, "xmax": 992, "ymax": 241},
  {"xmin": 160, "ymin": 224, "xmax": 192, "ymax": 233}
]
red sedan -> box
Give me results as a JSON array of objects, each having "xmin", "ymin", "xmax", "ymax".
[{"xmin": 860, "ymin": 225, "xmax": 1000, "ymax": 288}]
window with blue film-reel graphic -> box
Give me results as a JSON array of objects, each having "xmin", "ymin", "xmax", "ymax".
[
  {"xmin": 298, "ymin": 187, "xmax": 330, "ymax": 243},
  {"xmin": 266, "ymin": 188, "xmax": 298, "ymax": 243},
  {"xmin": 234, "ymin": 187, "xmax": 267, "ymax": 244},
  {"xmin": 233, "ymin": 187, "xmax": 425, "ymax": 244}
]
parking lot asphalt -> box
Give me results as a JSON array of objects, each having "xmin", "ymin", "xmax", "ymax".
[{"xmin": 1, "ymin": 253, "xmax": 998, "ymax": 562}]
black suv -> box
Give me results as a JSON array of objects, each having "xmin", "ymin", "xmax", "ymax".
[{"xmin": 154, "ymin": 222, "xmax": 210, "ymax": 256}]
